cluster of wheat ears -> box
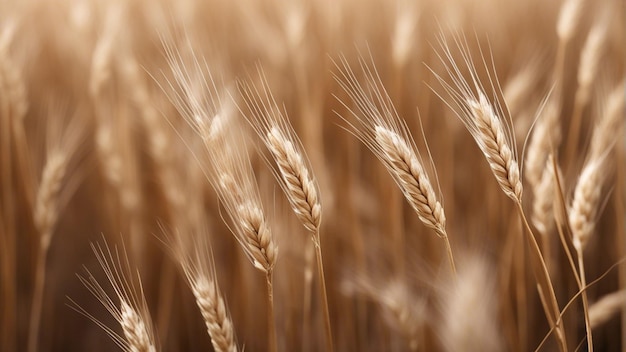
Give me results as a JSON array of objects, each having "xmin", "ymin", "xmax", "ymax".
[{"xmin": 0, "ymin": 0, "xmax": 624, "ymax": 351}]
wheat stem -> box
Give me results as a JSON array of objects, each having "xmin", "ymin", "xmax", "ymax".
[
  {"xmin": 576, "ymin": 251, "xmax": 593, "ymax": 351},
  {"xmin": 266, "ymin": 271, "xmax": 277, "ymax": 352}
]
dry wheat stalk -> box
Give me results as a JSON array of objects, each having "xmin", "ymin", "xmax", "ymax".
[
  {"xmin": 160, "ymin": 40, "xmax": 278, "ymax": 350},
  {"xmin": 237, "ymin": 68, "xmax": 332, "ymax": 352},
  {"xmin": 431, "ymin": 32, "xmax": 567, "ymax": 351},
  {"xmin": 374, "ymin": 126, "xmax": 446, "ymax": 235},
  {"xmin": 33, "ymin": 152, "xmax": 67, "ymax": 249},
  {"xmin": 568, "ymin": 153, "xmax": 612, "ymax": 352},
  {"xmin": 237, "ymin": 70, "xmax": 323, "ymax": 237},
  {"xmin": 467, "ymin": 92, "xmax": 523, "ymax": 202},
  {"xmin": 28, "ymin": 110, "xmax": 86, "ymax": 352},
  {"xmin": 266, "ymin": 127, "xmax": 322, "ymax": 234},
  {"xmin": 211, "ymin": 150, "xmax": 277, "ymax": 274},
  {"xmin": 70, "ymin": 241, "xmax": 157, "ymax": 352}
]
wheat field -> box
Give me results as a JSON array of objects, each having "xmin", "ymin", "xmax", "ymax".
[{"xmin": 0, "ymin": 0, "xmax": 624, "ymax": 351}]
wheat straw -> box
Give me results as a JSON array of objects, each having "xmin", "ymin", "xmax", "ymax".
[
  {"xmin": 237, "ymin": 68, "xmax": 332, "ymax": 352},
  {"xmin": 431, "ymin": 32, "xmax": 567, "ymax": 351}
]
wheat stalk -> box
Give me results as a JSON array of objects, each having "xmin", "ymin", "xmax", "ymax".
[
  {"xmin": 566, "ymin": 94, "xmax": 621, "ymax": 351},
  {"xmin": 28, "ymin": 109, "xmax": 86, "ymax": 352},
  {"xmin": 431, "ymin": 32, "xmax": 567, "ymax": 351},
  {"xmin": 237, "ymin": 68, "xmax": 333, "ymax": 352},
  {"xmin": 569, "ymin": 158, "xmax": 600, "ymax": 352}
]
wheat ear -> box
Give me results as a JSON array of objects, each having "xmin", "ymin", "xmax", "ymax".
[
  {"xmin": 565, "ymin": 12, "xmax": 610, "ymax": 166},
  {"xmin": 431, "ymin": 32, "xmax": 566, "ymax": 351},
  {"xmin": 168, "ymin": 225, "xmax": 238, "ymax": 352},
  {"xmin": 69, "ymin": 240, "xmax": 157, "ymax": 352},
  {"xmin": 159, "ymin": 41, "xmax": 278, "ymax": 350},
  {"xmin": 209, "ymin": 124, "xmax": 277, "ymax": 352},
  {"xmin": 238, "ymin": 68, "xmax": 333, "ymax": 352},
  {"xmin": 569, "ymin": 153, "xmax": 613, "ymax": 352},
  {"xmin": 332, "ymin": 53, "xmax": 456, "ymax": 276},
  {"xmin": 28, "ymin": 110, "xmax": 85, "ymax": 352},
  {"xmin": 590, "ymin": 290, "xmax": 626, "ymax": 329}
]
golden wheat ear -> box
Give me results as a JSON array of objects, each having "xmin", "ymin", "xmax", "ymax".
[
  {"xmin": 161, "ymin": 223, "xmax": 238, "ymax": 352},
  {"xmin": 331, "ymin": 51, "xmax": 456, "ymax": 277},
  {"xmin": 68, "ymin": 239, "xmax": 158, "ymax": 352},
  {"xmin": 237, "ymin": 66, "xmax": 333, "ymax": 352},
  {"xmin": 429, "ymin": 31, "xmax": 568, "ymax": 352},
  {"xmin": 28, "ymin": 106, "xmax": 88, "ymax": 352}
]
